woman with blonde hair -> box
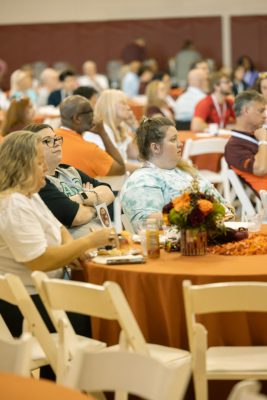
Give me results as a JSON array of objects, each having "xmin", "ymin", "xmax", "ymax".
[
  {"xmin": 0, "ymin": 130, "xmax": 112, "ymax": 340},
  {"xmin": 92, "ymin": 89, "xmax": 139, "ymax": 171},
  {"xmin": 10, "ymin": 69, "xmax": 37, "ymax": 105},
  {"xmin": 145, "ymin": 80, "xmax": 175, "ymax": 121},
  {"xmin": 1, "ymin": 97, "xmax": 35, "ymax": 136},
  {"xmin": 121, "ymin": 116, "xmax": 233, "ymax": 231}
]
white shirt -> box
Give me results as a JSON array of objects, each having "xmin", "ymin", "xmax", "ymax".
[
  {"xmin": 174, "ymin": 86, "xmax": 206, "ymax": 121},
  {"xmin": 0, "ymin": 193, "xmax": 63, "ymax": 294},
  {"xmin": 83, "ymin": 123, "xmax": 131, "ymax": 161},
  {"xmin": 78, "ymin": 74, "xmax": 109, "ymax": 91}
]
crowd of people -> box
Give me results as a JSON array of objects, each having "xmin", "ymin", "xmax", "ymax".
[{"xmin": 0, "ymin": 38, "xmax": 267, "ymax": 371}]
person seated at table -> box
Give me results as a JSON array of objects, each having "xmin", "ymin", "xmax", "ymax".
[
  {"xmin": 174, "ymin": 68, "xmax": 206, "ymax": 130},
  {"xmin": 93, "ymin": 89, "xmax": 139, "ymax": 172},
  {"xmin": 121, "ymin": 116, "xmax": 233, "ymax": 231},
  {"xmin": 47, "ymin": 70, "xmax": 77, "ymax": 107},
  {"xmin": 9, "ymin": 69, "xmax": 38, "ymax": 106},
  {"xmin": 55, "ymin": 95, "xmax": 126, "ymax": 177},
  {"xmin": 145, "ymin": 80, "xmax": 175, "ymax": 122},
  {"xmin": 25, "ymin": 123, "xmax": 115, "ymax": 238},
  {"xmin": 191, "ymin": 71, "xmax": 235, "ymax": 132},
  {"xmin": 73, "ymin": 85, "xmax": 99, "ymax": 109},
  {"xmin": 1, "ymin": 97, "xmax": 35, "ymax": 136},
  {"xmin": 121, "ymin": 60, "xmax": 141, "ymax": 98},
  {"xmin": 37, "ymin": 68, "xmax": 59, "ymax": 107},
  {"xmin": 225, "ymin": 90, "xmax": 267, "ymax": 194},
  {"xmin": 78, "ymin": 60, "xmax": 109, "ymax": 92},
  {"xmin": 0, "ymin": 130, "xmax": 112, "ymax": 368}
]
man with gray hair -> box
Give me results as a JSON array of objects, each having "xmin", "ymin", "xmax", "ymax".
[{"xmin": 225, "ymin": 90, "xmax": 267, "ymax": 193}]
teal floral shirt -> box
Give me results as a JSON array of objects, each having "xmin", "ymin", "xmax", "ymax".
[{"xmin": 121, "ymin": 164, "xmax": 230, "ymax": 231}]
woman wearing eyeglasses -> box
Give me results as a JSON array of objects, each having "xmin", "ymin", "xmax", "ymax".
[
  {"xmin": 1, "ymin": 97, "xmax": 35, "ymax": 136},
  {"xmin": 0, "ymin": 130, "xmax": 113, "ymax": 341},
  {"xmin": 25, "ymin": 123, "xmax": 115, "ymax": 239}
]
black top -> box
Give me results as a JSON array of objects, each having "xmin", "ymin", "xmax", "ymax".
[{"xmin": 39, "ymin": 164, "xmax": 111, "ymax": 227}]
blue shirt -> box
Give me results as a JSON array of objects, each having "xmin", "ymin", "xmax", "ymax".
[{"xmin": 121, "ymin": 163, "xmax": 229, "ymax": 231}]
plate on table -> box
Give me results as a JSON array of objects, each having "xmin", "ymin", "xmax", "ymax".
[{"xmin": 224, "ymin": 221, "xmax": 249, "ymax": 229}]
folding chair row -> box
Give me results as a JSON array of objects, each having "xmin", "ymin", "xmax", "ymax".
[{"xmin": 0, "ymin": 272, "xmax": 191, "ymax": 399}]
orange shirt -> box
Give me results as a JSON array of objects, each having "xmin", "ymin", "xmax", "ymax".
[{"xmin": 56, "ymin": 127, "xmax": 113, "ymax": 178}]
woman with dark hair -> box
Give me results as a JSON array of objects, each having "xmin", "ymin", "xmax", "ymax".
[
  {"xmin": 1, "ymin": 97, "xmax": 35, "ymax": 136},
  {"xmin": 236, "ymin": 55, "xmax": 258, "ymax": 88},
  {"xmin": 121, "ymin": 116, "xmax": 233, "ymax": 231}
]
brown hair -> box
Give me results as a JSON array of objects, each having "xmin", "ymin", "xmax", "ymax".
[
  {"xmin": 1, "ymin": 98, "xmax": 33, "ymax": 136},
  {"xmin": 137, "ymin": 116, "xmax": 197, "ymax": 175}
]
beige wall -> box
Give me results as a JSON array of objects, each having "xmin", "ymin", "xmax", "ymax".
[{"xmin": 1, "ymin": 0, "xmax": 267, "ymax": 25}]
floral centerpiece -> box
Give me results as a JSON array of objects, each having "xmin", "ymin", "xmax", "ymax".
[{"xmin": 162, "ymin": 178, "xmax": 226, "ymax": 255}]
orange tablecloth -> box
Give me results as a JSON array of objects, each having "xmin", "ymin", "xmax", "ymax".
[
  {"xmin": 0, "ymin": 372, "xmax": 95, "ymax": 400},
  {"xmin": 85, "ymin": 227, "xmax": 267, "ymax": 351}
]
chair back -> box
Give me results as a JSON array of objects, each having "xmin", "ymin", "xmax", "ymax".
[
  {"xmin": 260, "ymin": 190, "xmax": 267, "ymax": 219},
  {"xmin": 183, "ymin": 280, "xmax": 267, "ymax": 350},
  {"xmin": 227, "ymin": 168, "xmax": 257, "ymax": 218},
  {"xmin": 32, "ymin": 272, "xmax": 148, "ymax": 355},
  {"xmin": 96, "ymin": 174, "xmax": 129, "ymax": 232},
  {"xmin": 121, "ymin": 213, "xmax": 135, "ymax": 233},
  {"xmin": 182, "ymin": 138, "xmax": 231, "ymax": 202},
  {"xmin": 2, "ymin": 274, "xmax": 57, "ymax": 371},
  {"xmin": 0, "ymin": 332, "xmax": 32, "ymax": 376},
  {"xmin": 227, "ymin": 380, "xmax": 267, "ymax": 400},
  {"xmin": 63, "ymin": 347, "xmax": 191, "ymax": 400},
  {"xmin": 182, "ymin": 137, "xmax": 228, "ymax": 159}
]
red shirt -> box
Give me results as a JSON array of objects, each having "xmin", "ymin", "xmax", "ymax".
[{"xmin": 194, "ymin": 95, "xmax": 235, "ymax": 127}]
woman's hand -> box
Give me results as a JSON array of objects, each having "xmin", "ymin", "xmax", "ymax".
[{"xmin": 86, "ymin": 227, "xmax": 115, "ymax": 249}]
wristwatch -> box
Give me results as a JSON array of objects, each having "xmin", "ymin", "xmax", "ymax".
[{"xmin": 79, "ymin": 192, "xmax": 89, "ymax": 203}]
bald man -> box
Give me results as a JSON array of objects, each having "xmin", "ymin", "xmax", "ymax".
[
  {"xmin": 174, "ymin": 69, "xmax": 207, "ymax": 129},
  {"xmin": 78, "ymin": 60, "xmax": 109, "ymax": 92},
  {"xmin": 55, "ymin": 95, "xmax": 125, "ymax": 177}
]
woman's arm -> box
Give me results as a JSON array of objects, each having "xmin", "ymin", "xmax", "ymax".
[{"xmin": 24, "ymin": 227, "xmax": 112, "ymax": 272}]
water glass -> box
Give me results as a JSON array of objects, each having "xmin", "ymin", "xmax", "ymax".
[
  {"xmin": 244, "ymin": 211, "xmax": 263, "ymax": 232},
  {"xmin": 136, "ymin": 220, "xmax": 147, "ymax": 256}
]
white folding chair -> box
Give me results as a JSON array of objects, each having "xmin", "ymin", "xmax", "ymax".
[
  {"xmin": 63, "ymin": 345, "xmax": 191, "ymax": 400},
  {"xmin": 260, "ymin": 190, "xmax": 267, "ymax": 221},
  {"xmin": 227, "ymin": 168, "xmax": 262, "ymax": 220},
  {"xmin": 0, "ymin": 274, "xmax": 55, "ymax": 373},
  {"xmin": 0, "ymin": 332, "xmax": 32, "ymax": 376},
  {"xmin": 183, "ymin": 280, "xmax": 267, "ymax": 400},
  {"xmin": 182, "ymin": 138, "xmax": 231, "ymax": 202},
  {"xmin": 228, "ymin": 380, "xmax": 267, "ymax": 400},
  {"xmin": 32, "ymin": 271, "xmax": 191, "ymax": 389},
  {"xmin": 4, "ymin": 273, "xmax": 105, "ymax": 380},
  {"xmin": 96, "ymin": 174, "xmax": 128, "ymax": 233}
]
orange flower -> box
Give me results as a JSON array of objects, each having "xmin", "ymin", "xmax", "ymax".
[
  {"xmin": 197, "ymin": 199, "xmax": 213, "ymax": 216},
  {"xmin": 172, "ymin": 193, "xmax": 191, "ymax": 212}
]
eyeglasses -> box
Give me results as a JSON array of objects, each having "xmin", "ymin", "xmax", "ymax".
[
  {"xmin": 220, "ymin": 79, "xmax": 231, "ymax": 84},
  {"xmin": 76, "ymin": 110, "xmax": 93, "ymax": 117},
  {"xmin": 259, "ymin": 72, "xmax": 267, "ymax": 79},
  {"xmin": 42, "ymin": 136, "xmax": 63, "ymax": 148}
]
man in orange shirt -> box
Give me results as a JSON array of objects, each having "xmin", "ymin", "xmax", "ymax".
[
  {"xmin": 56, "ymin": 95, "xmax": 126, "ymax": 177},
  {"xmin": 225, "ymin": 90, "xmax": 267, "ymax": 194}
]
